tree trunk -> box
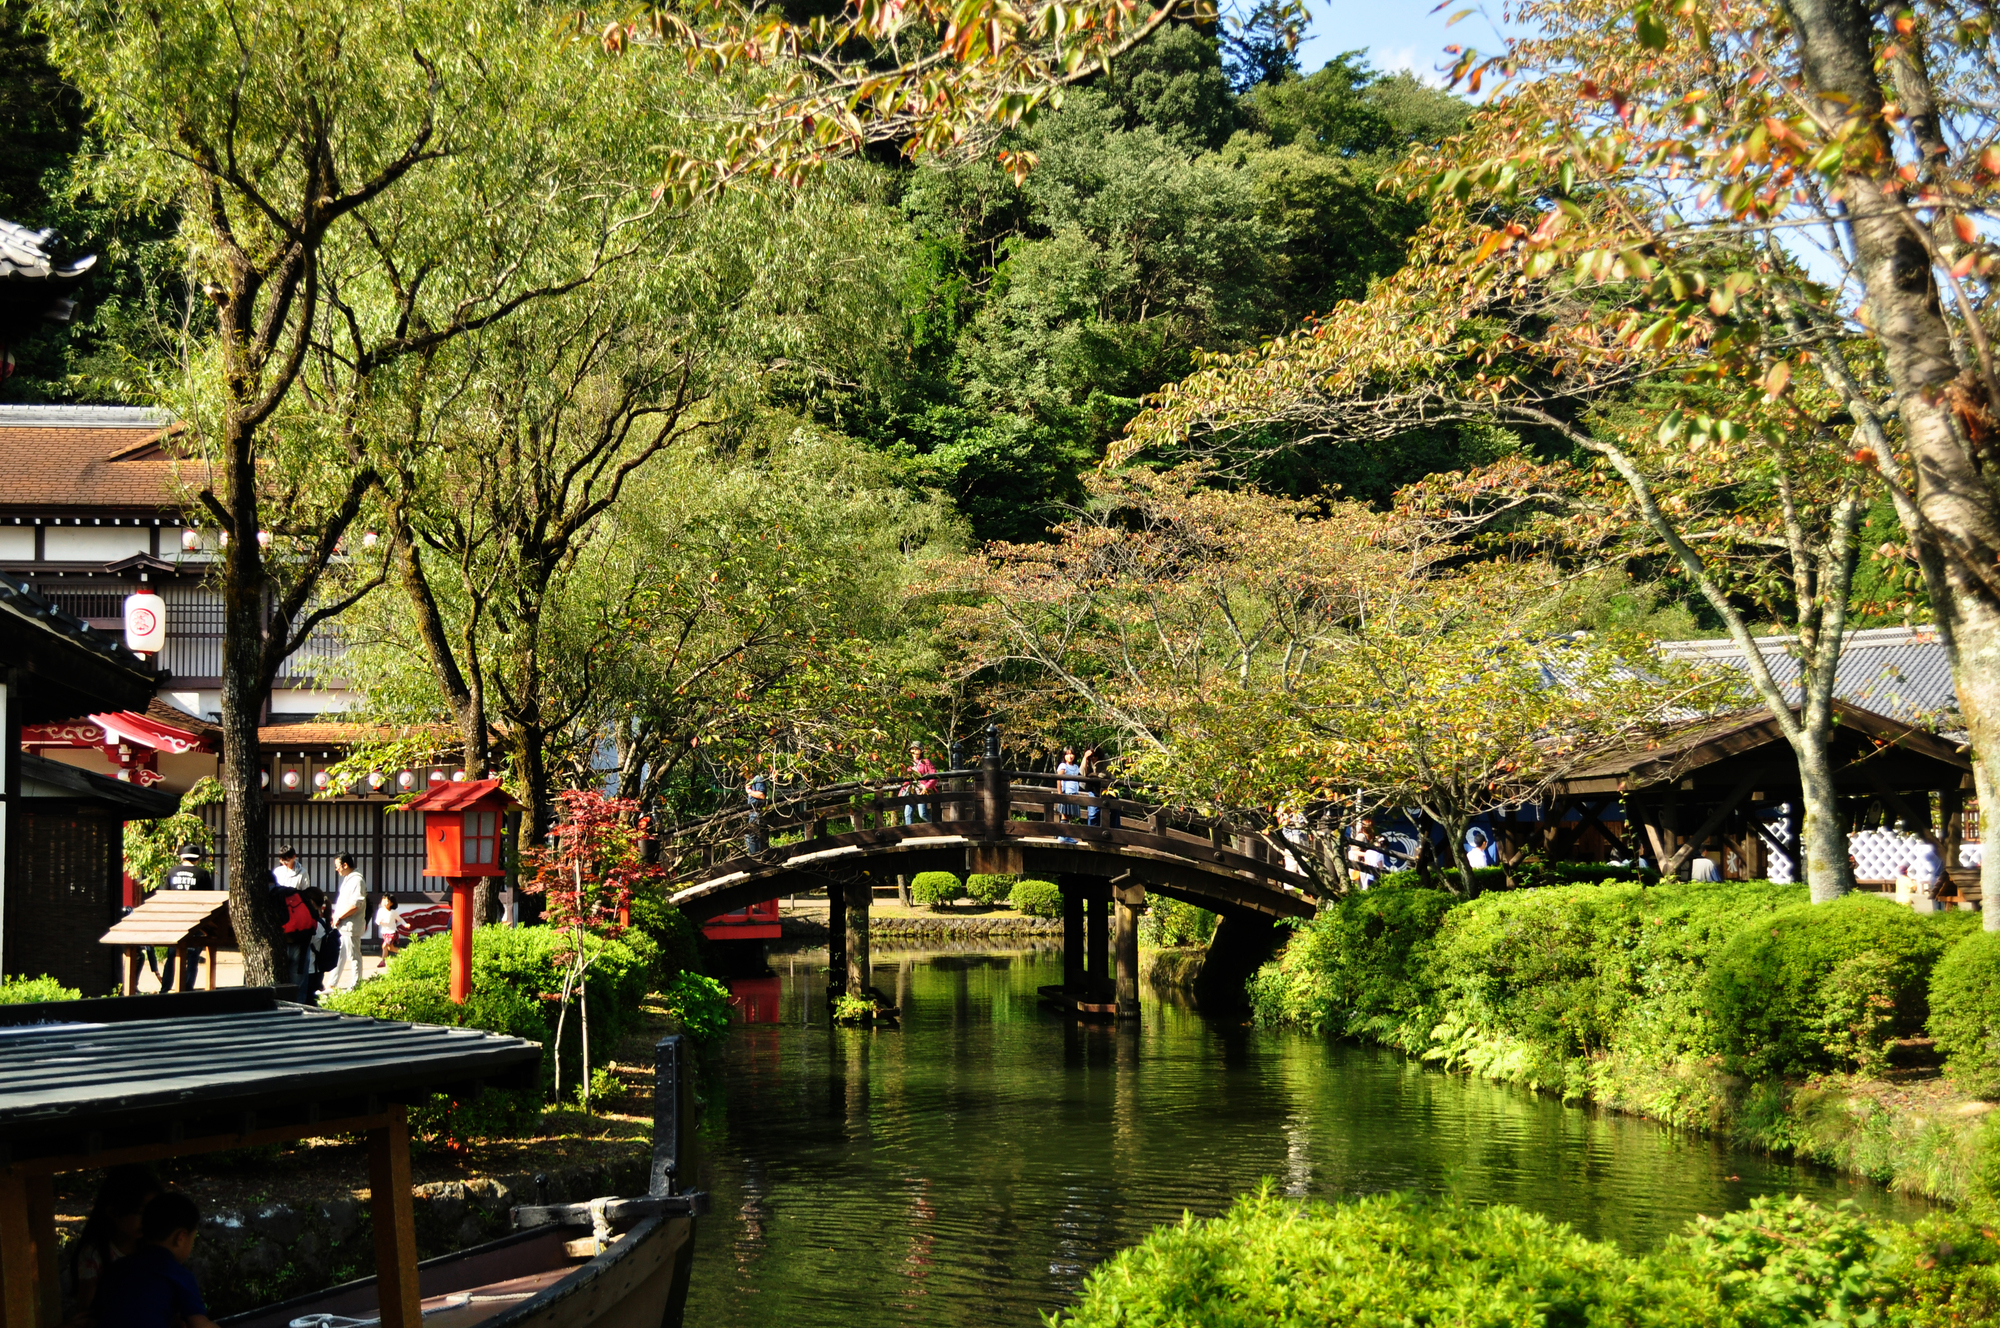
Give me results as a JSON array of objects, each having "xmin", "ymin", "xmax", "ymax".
[
  {"xmin": 1786, "ymin": 0, "xmax": 2000, "ymax": 922},
  {"xmin": 219, "ymin": 411, "xmax": 283, "ymax": 984},
  {"xmin": 1443, "ymin": 813, "xmax": 1477, "ymax": 898},
  {"xmin": 1978, "ymin": 761, "xmax": 2000, "ymax": 931},
  {"xmin": 1794, "ymin": 739, "xmax": 1853, "ymax": 902}
]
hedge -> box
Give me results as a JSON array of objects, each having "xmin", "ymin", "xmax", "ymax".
[
  {"xmin": 910, "ymin": 871, "xmax": 962, "ymax": 909},
  {"xmin": 1062, "ymin": 1187, "xmax": 2000, "ymax": 1328},
  {"xmin": 1010, "ymin": 879, "xmax": 1063, "ymax": 919},
  {"xmin": 1061, "ymin": 1187, "xmax": 1708, "ymax": 1328},
  {"xmin": 1707, "ymin": 894, "xmax": 1958, "ymax": 1077},
  {"xmin": 965, "ymin": 872, "xmax": 1017, "ymax": 906},
  {"xmin": 324, "ymin": 924, "xmax": 656, "ymax": 1089},
  {"xmin": 0, "ymin": 975, "xmax": 81, "ymax": 1005},
  {"xmin": 1930, "ymin": 929, "xmax": 2000, "ymax": 1097}
]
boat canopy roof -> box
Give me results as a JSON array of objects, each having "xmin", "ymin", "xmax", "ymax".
[{"xmin": 0, "ymin": 987, "xmax": 539, "ymax": 1169}]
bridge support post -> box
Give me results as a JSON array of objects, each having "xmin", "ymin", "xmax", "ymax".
[
  {"xmin": 1113, "ymin": 881, "xmax": 1143, "ymax": 1020},
  {"xmin": 845, "ymin": 881, "xmax": 871, "ymax": 999},
  {"xmin": 1086, "ymin": 884, "xmax": 1109, "ymax": 997},
  {"xmin": 1062, "ymin": 885, "xmax": 1085, "ymax": 994},
  {"xmin": 827, "ymin": 884, "xmax": 848, "ymax": 999}
]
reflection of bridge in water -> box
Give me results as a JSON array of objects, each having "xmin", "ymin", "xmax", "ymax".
[{"xmin": 668, "ymin": 736, "xmax": 1318, "ymax": 1020}]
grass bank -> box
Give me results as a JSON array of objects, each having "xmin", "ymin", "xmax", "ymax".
[{"xmin": 1245, "ymin": 880, "xmax": 2000, "ymax": 1205}]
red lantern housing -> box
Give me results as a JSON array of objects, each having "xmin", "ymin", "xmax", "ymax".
[{"xmin": 404, "ymin": 779, "xmax": 518, "ymax": 1003}]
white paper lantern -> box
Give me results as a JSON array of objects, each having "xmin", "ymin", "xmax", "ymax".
[
  {"xmin": 313, "ymin": 770, "xmax": 331, "ymax": 791},
  {"xmin": 181, "ymin": 528, "xmax": 200, "ymax": 552},
  {"xmin": 123, "ymin": 589, "xmax": 167, "ymax": 655},
  {"xmin": 368, "ymin": 770, "xmax": 386, "ymax": 791},
  {"xmin": 281, "ymin": 769, "xmax": 301, "ymax": 791}
]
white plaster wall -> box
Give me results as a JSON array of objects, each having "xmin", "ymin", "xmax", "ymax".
[
  {"xmin": 44, "ymin": 527, "xmax": 149, "ymax": 562},
  {"xmin": 0, "ymin": 529, "xmax": 34, "ymax": 559}
]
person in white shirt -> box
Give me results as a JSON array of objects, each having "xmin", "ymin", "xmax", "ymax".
[
  {"xmin": 328, "ymin": 854, "xmax": 368, "ymax": 991},
  {"xmin": 274, "ymin": 846, "xmax": 309, "ymax": 892}
]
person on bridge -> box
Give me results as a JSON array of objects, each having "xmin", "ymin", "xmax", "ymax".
[
  {"xmin": 1055, "ymin": 747, "xmax": 1085, "ymax": 842},
  {"xmin": 745, "ymin": 767, "xmax": 770, "ymax": 853},
  {"xmin": 903, "ymin": 744, "xmax": 938, "ymax": 825}
]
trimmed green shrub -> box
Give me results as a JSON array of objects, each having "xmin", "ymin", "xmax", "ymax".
[
  {"xmin": 1060, "ymin": 1186, "xmax": 1713, "ymax": 1328},
  {"xmin": 965, "ymin": 872, "xmax": 1017, "ymax": 906},
  {"xmin": 0, "ymin": 975, "xmax": 82, "ymax": 1005},
  {"xmin": 1247, "ymin": 886, "xmax": 1456, "ymax": 1040},
  {"xmin": 1664, "ymin": 1195, "xmax": 1896, "ymax": 1327},
  {"xmin": 1708, "ymin": 894, "xmax": 1951, "ymax": 1077},
  {"xmin": 1377, "ymin": 860, "xmax": 1656, "ymax": 892},
  {"xmin": 1010, "ymin": 879, "xmax": 1063, "ymax": 919},
  {"xmin": 1139, "ymin": 895, "xmax": 1218, "ymax": 948},
  {"xmin": 910, "ymin": 871, "xmax": 962, "ymax": 909},
  {"xmin": 1930, "ymin": 929, "xmax": 2000, "ymax": 1097},
  {"xmin": 324, "ymin": 924, "xmax": 657, "ymax": 1102}
]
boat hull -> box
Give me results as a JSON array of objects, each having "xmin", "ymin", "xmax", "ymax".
[{"xmin": 219, "ymin": 1214, "xmax": 695, "ymax": 1328}]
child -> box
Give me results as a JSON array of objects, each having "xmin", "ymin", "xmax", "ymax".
[
  {"xmin": 374, "ymin": 894, "xmax": 402, "ymax": 968},
  {"xmin": 90, "ymin": 1191, "xmax": 217, "ymax": 1328},
  {"xmin": 66, "ymin": 1164, "xmax": 158, "ymax": 1317}
]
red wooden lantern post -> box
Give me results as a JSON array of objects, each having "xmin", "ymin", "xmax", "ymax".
[{"xmin": 405, "ymin": 779, "xmax": 519, "ymax": 1003}]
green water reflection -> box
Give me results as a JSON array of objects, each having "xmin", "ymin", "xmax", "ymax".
[{"xmin": 684, "ymin": 946, "xmax": 1923, "ymax": 1327}]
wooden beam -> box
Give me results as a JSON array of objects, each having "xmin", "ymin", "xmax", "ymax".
[
  {"xmin": 0, "ymin": 1170, "xmax": 35, "ymax": 1328},
  {"xmin": 12, "ymin": 1112, "xmax": 395, "ymax": 1176},
  {"xmin": 1666, "ymin": 773, "xmax": 1761, "ymax": 876},
  {"xmin": 26, "ymin": 1175, "xmax": 56, "ymax": 1328},
  {"xmin": 368, "ymin": 1106, "xmax": 422, "ymax": 1328}
]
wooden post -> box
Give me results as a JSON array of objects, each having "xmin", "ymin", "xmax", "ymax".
[
  {"xmin": 449, "ymin": 876, "xmax": 474, "ymax": 1003},
  {"xmin": 123, "ymin": 945, "xmax": 140, "ymax": 996},
  {"xmin": 1113, "ymin": 881, "xmax": 1143, "ymax": 1020},
  {"xmin": 25, "ymin": 1175, "xmax": 56, "ymax": 1328},
  {"xmin": 845, "ymin": 881, "xmax": 870, "ymax": 998},
  {"xmin": 367, "ymin": 1107, "xmax": 422, "ymax": 1328},
  {"xmin": 206, "ymin": 944, "xmax": 218, "ymax": 991},
  {"xmin": 1945, "ymin": 782, "xmax": 1967, "ymax": 896},
  {"xmin": 1086, "ymin": 886, "xmax": 1109, "ymax": 994},
  {"xmin": 0, "ymin": 1169, "xmax": 35, "ymax": 1328},
  {"xmin": 827, "ymin": 884, "xmax": 847, "ymax": 998},
  {"xmin": 1062, "ymin": 884, "xmax": 1084, "ymax": 994},
  {"xmin": 980, "ymin": 724, "xmax": 1005, "ymax": 834}
]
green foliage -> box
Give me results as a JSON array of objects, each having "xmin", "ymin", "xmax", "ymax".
[
  {"xmin": 832, "ymin": 989, "xmax": 892, "ymax": 1024},
  {"xmin": 1374, "ymin": 860, "xmax": 1655, "ymax": 892},
  {"xmin": 965, "ymin": 872, "xmax": 1019, "ymax": 906},
  {"xmin": 123, "ymin": 778, "xmax": 222, "ymax": 892},
  {"xmin": 1667, "ymin": 1196, "xmax": 1894, "ymax": 1327},
  {"xmin": 1929, "ymin": 930, "xmax": 2000, "ymax": 1097},
  {"xmin": 625, "ymin": 889, "xmax": 706, "ymax": 989},
  {"xmin": 1246, "ymin": 886, "xmax": 1457, "ymax": 1040},
  {"xmin": 322, "ymin": 924, "xmax": 658, "ymax": 1100},
  {"xmin": 1058, "ymin": 1185, "xmax": 1712, "ymax": 1328},
  {"xmin": 910, "ymin": 871, "xmax": 963, "ymax": 909},
  {"xmin": 1138, "ymin": 895, "xmax": 1218, "ymax": 948},
  {"xmin": 1708, "ymin": 895, "xmax": 1951, "ymax": 1078},
  {"xmin": 659, "ymin": 971, "xmax": 732, "ymax": 1044},
  {"xmin": 0, "ymin": 974, "xmax": 82, "ymax": 1005},
  {"xmin": 1010, "ymin": 879, "xmax": 1064, "ymax": 919}
]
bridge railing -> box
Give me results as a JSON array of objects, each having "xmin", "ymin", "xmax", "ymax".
[{"xmin": 662, "ymin": 765, "xmax": 1316, "ymax": 897}]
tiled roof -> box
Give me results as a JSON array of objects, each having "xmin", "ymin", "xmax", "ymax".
[
  {"xmin": 0, "ymin": 572, "xmax": 159, "ymax": 679},
  {"xmin": 0, "ymin": 221, "xmax": 97, "ymax": 287},
  {"xmin": 1659, "ymin": 627, "xmax": 1958, "ymax": 726},
  {"xmin": 0, "ymin": 405, "xmax": 194, "ymax": 512},
  {"xmin": 257, "ymin": 721, "xmax": 452, "ymax": 751}
]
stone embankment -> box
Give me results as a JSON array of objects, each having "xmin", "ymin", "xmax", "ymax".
[{"xmin": 779, "ymin": 913, "xmax": 1063, "ymax": 941}]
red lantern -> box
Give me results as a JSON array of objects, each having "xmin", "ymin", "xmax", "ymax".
[{"xmin": 404, "ymin": 779, "xmax": 519, "ymax": 1003}]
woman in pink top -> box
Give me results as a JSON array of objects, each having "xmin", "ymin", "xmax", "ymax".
[{"xmin": 903, "ymin": 743, "xmax": 938, "ymax": 824}]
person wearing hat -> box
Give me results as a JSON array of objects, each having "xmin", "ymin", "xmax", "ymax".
[{"xmin": 149, "ymin": 846, "xmax": 218, "ymax": 990}]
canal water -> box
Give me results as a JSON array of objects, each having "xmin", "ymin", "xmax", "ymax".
[{"xmin": 683, "ymin": 945, "xmax": 1924, "ymax": 1327}]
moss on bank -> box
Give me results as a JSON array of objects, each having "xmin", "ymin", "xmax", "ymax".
[{"xmin": 1245, "ymin": 880, "xmax": 2000, "ymax": 1205}]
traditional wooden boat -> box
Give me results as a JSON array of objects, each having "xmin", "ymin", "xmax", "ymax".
[{"xmin": 0, "ymin": 987, "xmax": 706, "ymax": 1328}]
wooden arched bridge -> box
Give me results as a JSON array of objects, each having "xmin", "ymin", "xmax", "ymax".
[{"xmin": 665, "ymin": 746, "xmax": 1320, "ymax": 1020}]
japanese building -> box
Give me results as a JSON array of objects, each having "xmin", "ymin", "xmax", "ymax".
[{"xmin": 0, "ymin": 403, "xmax": 463, "ymax": 897}]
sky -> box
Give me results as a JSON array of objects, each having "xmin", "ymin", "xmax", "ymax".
[{"xmin": 1294, "ymin": 0, "xmax": 1516, "ymax": 87}]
